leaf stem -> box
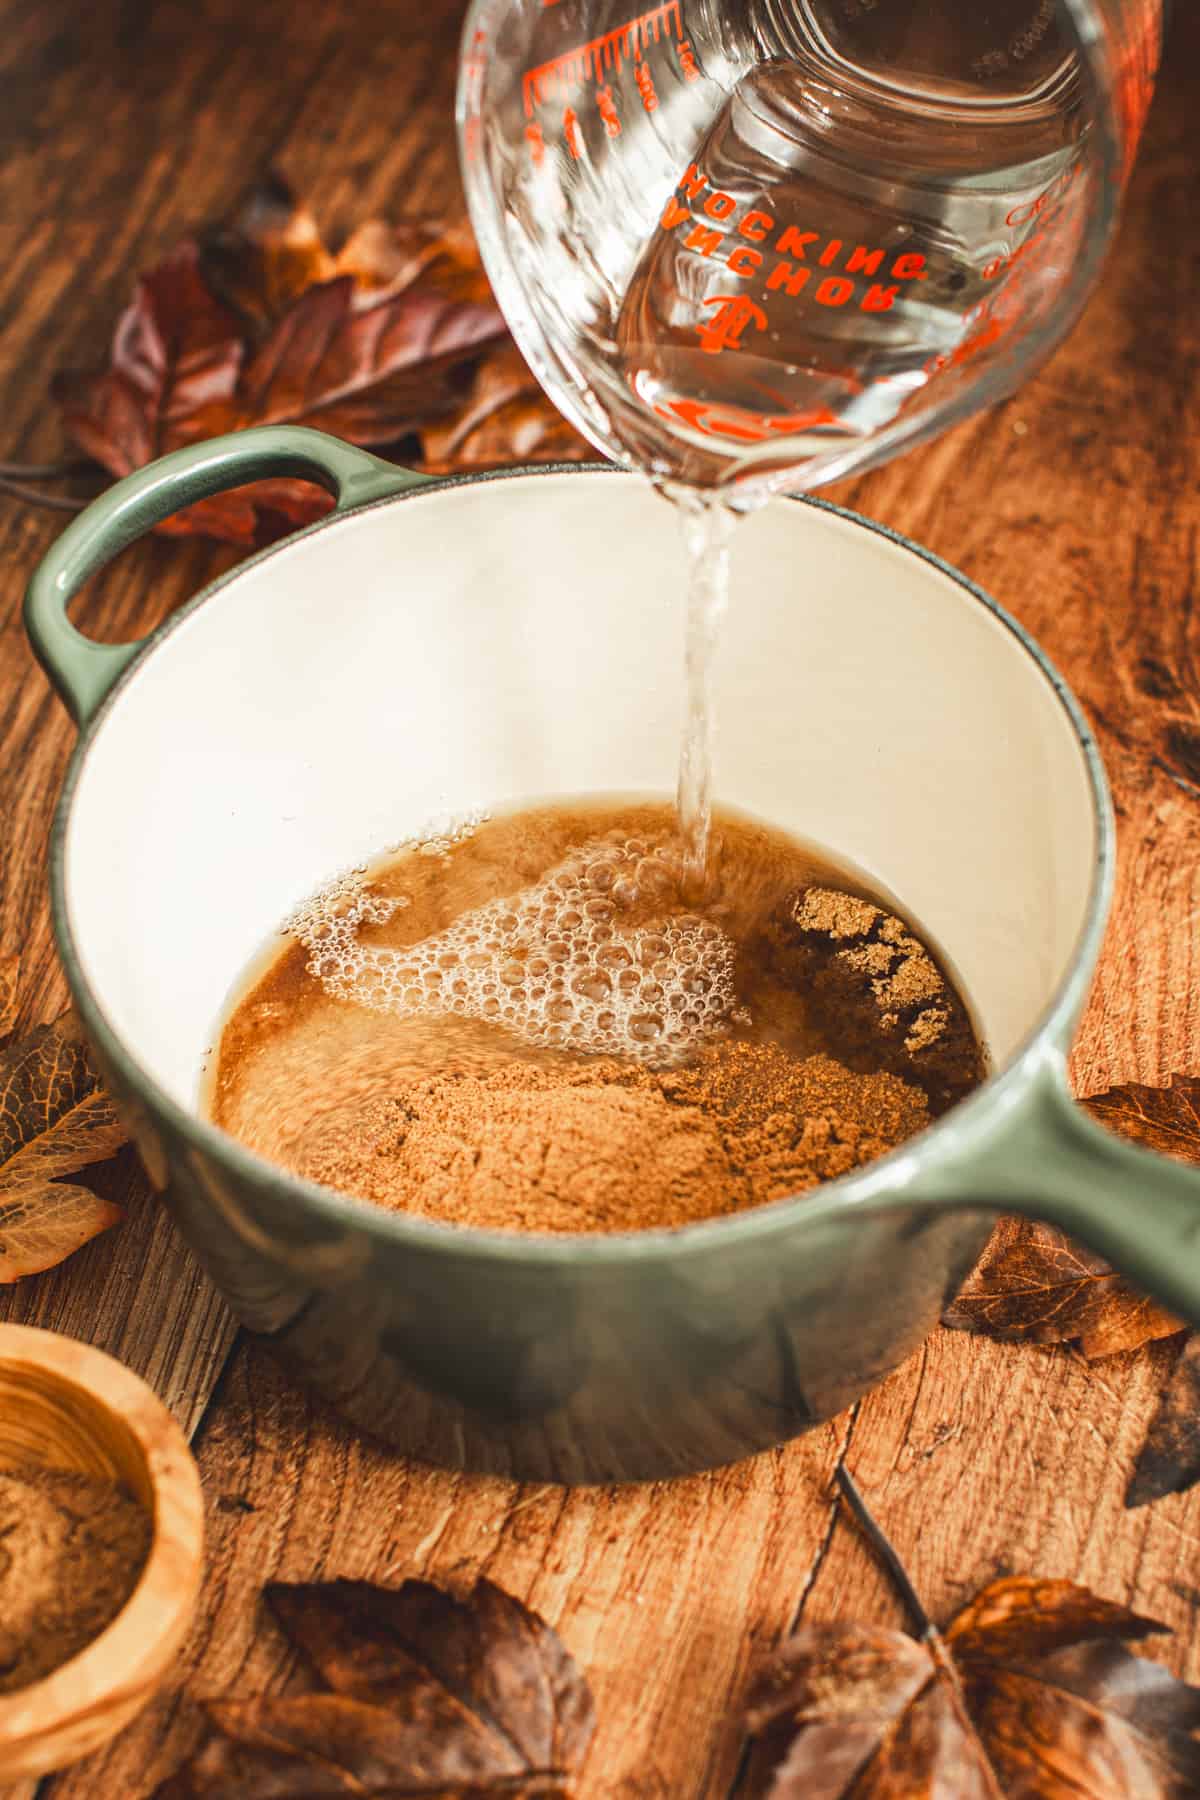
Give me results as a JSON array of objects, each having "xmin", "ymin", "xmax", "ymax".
[
  {"xmin": 0, "ymin": 475, "xmax": 88, "ymax": 512},
  {"xmin": 0, "ymin": 459, "xmax": 92, "ymax": 480},
  {"xmin": 834, "ymin": 1463, "xmax": 1007, "ymax": 1800},
  {"xmin": 835, "ymin": 1462, "xmax": 933, "ymax": 1639}
]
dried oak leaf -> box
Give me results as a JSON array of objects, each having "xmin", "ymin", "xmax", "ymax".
[
  {"xmin": 744, "ymin": 1576, "xmax": 1200, "ymax": 1797},
  {"xmin": 53, "ymin": 174, "xmax": 508, "ymax": 547},
  {"xmin": 156, "ymin": 1575, "xmax": 595, "ymax": 1798},
  {"xmin": 942, "ymin": 1077, "xmax": 1199, "ymax": 1357},
  {"xmin": 0, "ymin": 1010, "xmax": 126, "ymax": 1280}
]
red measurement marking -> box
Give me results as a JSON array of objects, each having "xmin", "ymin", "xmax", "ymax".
[
  {"xmin": 597, "ymin": 84, "xmax": 621, "ymax": 136},
  {"xmin": 677, "ymin": 37, "xmax": 699, "ymax": 80},
  {"xmin": 652, "ymin": 395, "xmax": 838, "ymax": 445},
  {"xmin": 695, "ymin": 294, "xmax": 767, "ymax": 356},
  {"xmin": 1005, "ymin": 162, "xmax": 1079, "ymax": 233},
  {"xmin": 563, "ymin": 107, "xmax": 583, "ymax": 158},
  {"xmin": 525, "ymin": 121, "xmax": 546, "ymax": 166},
  {"xmin": 460, "ymin": 28, "xmax": 488, "ymax": 122},
  {"xmin": 926, "ymin": 316, "xmax": 1007, "ymax": 378},
  {"xmin": 522, "ymin": 0, "xmax": 683, "ymax": 117},
  {"xmin": 635, "ymin": 60, "xmax": 658, "ymax": 111}
]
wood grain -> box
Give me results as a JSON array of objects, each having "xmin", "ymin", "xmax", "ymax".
[{"xmin": 0, "ymin": 0, "xmax": 1195, "ymax": 1795}]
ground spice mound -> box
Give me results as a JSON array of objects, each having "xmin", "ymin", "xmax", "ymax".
[
  {"xmin": 290, "ymin": 1039, "xmax": 930, "ymax": 1233},
  {"xmin": 0, "ymin": 1465, "xmax": 152, "ymax": 1693},
  {"xmin": 761, "ymin": 886, "xmax": 986, "ymax": 1113}
]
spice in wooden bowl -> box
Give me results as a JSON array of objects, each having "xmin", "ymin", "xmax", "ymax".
[
  {"xmin": 0, "ymin": 1464, "xmax": 152, "ymax": 1695},
  {"xmin": 0, "ymin": 1324, "xmax": 205, "ymax": 1782}
]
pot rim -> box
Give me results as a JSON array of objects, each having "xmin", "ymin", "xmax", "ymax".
[{"xmin": 49, "ymin": 461, "xmax": 1115, "ymax": 1265}]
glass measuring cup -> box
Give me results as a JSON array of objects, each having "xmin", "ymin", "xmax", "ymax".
[{"xmin": 458, "ymin": 0, "xmax": 1163, "ymax": 497}]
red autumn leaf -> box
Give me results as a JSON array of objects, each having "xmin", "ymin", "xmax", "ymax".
[
  {"xmin": 54, "ymin": 243, "xmax": 243, "ymax": 474},
  {"xmin": 52, "ymin": 175, "xmax": 520, "ymax": 547},
  {"xmin": 52, "ymin": 243, "xmax": 258, "ymax": 544},
  {"xmin": 942, "ymin": 1076, "xmax": 1198, "ymax": 1358},
  {"xmin": 941, "ymin": 1215, "xmax": 1185, "ymax": 1359},
  {"xmin": 747, "ymin": 1581, "xmax": 1200, "ymax": 1797},
  {"xmin": 227, "ymin": 271, "xmax": 503, "ymax": 443},
  {"xmin": 1085, "ymin": 1076, "xmax": 1200, "ymax": 1161}
]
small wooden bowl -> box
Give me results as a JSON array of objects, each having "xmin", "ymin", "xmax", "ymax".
[{"xmin": 0, "ymin": 1323, "xmax": 205, "ymax": 1780}]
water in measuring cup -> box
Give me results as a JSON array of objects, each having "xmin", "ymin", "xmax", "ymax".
[
  {"xmin": 468, "ymin": 0, "xmax": 1093, "ymax": 877},
  {"xmin": 618, "ymin": 33, "xmax": 1086, "ymax": 870},
  {"xmin": 609, "ymin": 44, "xmax": 1090, "ymax": 490},
  {"xmin": 489, "ymin": 2, "xmax": 1090, "ymax": 497}
]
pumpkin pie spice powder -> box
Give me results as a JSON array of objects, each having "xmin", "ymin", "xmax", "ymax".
[
  {"xmin": 214, "ymin": 806, "xmax": 985, "ymax": 1232},
  {"xmin": 292, "ymin": 1040, "xmax": 932, "ymax": 1234},
  {"xmin": 0, "ymin": 1465, "xmax": 151, "ymax": 1693}
]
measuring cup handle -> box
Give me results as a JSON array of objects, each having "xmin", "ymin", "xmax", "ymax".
[
  {"xmin": 933, "ymin": 1048, "xmax": 1200, "ymax": 1328},
  {"xmin": 25, "ymin": 426, "xmax": 433, "ymax": 728}
]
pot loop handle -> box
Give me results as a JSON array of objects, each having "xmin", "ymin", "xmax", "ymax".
[
  {"xmin": 25, "ymin": 426, "xmax": 433, "ymax": 728},
  {"xmin": 928, "ymin": 1045, "xmax": 1200, "ymax": 1328}
]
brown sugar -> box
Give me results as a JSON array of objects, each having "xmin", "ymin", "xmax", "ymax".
[
  {"xmin": 288, "ymin": 1038, "xmax": 932, "ymax": 1233},
  {"xmin": 0, "ymin": 1465, "xmax": 152, "ymax": 1694},
  {"xmin": 761, "ymin": 886, "xmax": 985, "ymax": 1113}
]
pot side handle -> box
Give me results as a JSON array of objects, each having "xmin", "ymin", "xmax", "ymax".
[
  {"xmin": 24, "ymin": 426, "xmax": 434, "ymax": 728},
  {"xmin": 932, "ymin": 1048, "xmax": 1200, "ymax": 1328}
]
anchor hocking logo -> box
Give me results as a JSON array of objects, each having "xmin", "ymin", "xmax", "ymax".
[{"xmin": 695, "ymin": 293, "xmax": 768, "ymax": 356}]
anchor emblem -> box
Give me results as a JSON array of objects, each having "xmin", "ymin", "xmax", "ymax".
[{"xmin": 695, "ymin": 293, "xmax": 768, "ymax": 356}]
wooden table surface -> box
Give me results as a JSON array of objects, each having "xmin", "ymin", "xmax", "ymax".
[{"xmin": 1, "ymin": 3, "xmax": 1197, "ymax": 1794}]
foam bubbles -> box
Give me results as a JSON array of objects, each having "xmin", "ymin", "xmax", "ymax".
[{"xmin": 286, "ymin": 833, "xmax": 736, "ymax": 1064}]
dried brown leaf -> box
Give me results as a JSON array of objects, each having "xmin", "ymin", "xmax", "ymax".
[
  {"xmin": 198, "ymin": 171, "xmax": 337, "ymax": 336},
  {"xmin": 229, "ymin": 273, "xmax": 503, "ymax": 444},
  {"xmin": 941, "ymin": 1215, "xmax": 1185, "ymax": 1358},
  {"xmin": 53, "ymin": 176, "xmax": 513, "ymax": 547},
  {"xmin": 336, "ymin": 217, "xmax": 497, "ymax": 309},
  {"xmin": 745, "ymin": 1575, "xmax": 1200, "ymax": 1798},
  {"xmin": 942, "ymin": 1077, "xmax": 1199, "ymax": 1357},
  {"xmin": 155, "ymin": 1575, "xmax": 594, "ymax": 1798},
  {"xmin": 1127, "ymin": 1332, "xmax": 1200, "ymax": 1508},
  {"xmin": 0, "ymin": 1011, "xmax": 126, "ymax": 1280},
  {"xmin": 0, "ymin": 955, "xmax": 18, "ymax": 1043},
  {"xmin": 1086, "ymin": 1076, "xmax": 1200, "ymax": 1160},
  {"xmin": 421, "ymin": 342, "xmax": 592, "ymax": 471},
  {"xmin": 52, "ymin": 242, "xmax": 261, "ymax": 544}
]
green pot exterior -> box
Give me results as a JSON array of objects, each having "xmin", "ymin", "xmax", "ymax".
[
  {"xmin": 77, "ymin": 1009, "xmax": 999, "ymax": 1479},
  {"xmin": 27, "ymin": 427, "xmax": 1200, "ymax": 1484}
]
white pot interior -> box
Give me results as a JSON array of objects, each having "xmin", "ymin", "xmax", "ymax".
[{"xmin": 62, "ymin": 471, "xmax": 1100, "ymax": 1115}]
